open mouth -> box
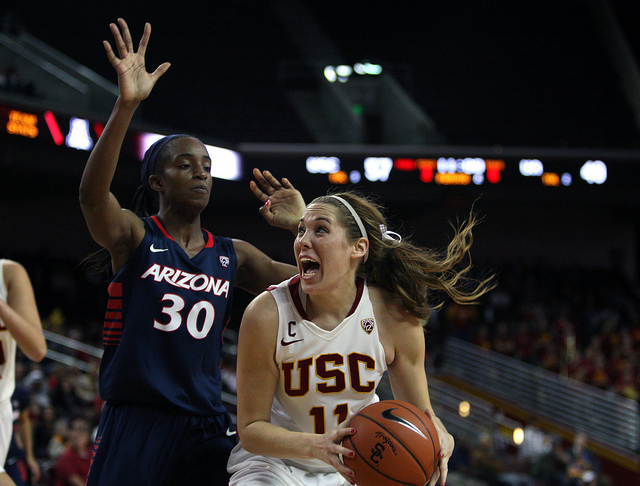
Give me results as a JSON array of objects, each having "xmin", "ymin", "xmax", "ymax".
[{"xmin": 299, "ymin": 257, "xmax": 320, "ymax": 276}]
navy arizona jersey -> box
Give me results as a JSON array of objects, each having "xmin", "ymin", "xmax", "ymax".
[{"xmin": 99, "ymin": 216, "xmax": 237, "ymax": 416}]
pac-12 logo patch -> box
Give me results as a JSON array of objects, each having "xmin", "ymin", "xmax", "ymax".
[
  {"xmin": 219, "ymin": 256, "xmax": 230, "ymax": 268},
  {"xmin": 361, "ymin": 318, "xmax": 374, "ymax": 334}
]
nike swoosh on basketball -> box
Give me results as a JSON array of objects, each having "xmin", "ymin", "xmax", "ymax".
[
  {"xmin": 381, "ymin": 408, "xmax": 429, "ymax": 440},
  {"xmin": 280, "ymin": 338, "xmax": 303, "ymax": 346},
  {"xmin": 150, "ymin": 244, "xmax": 169, "ymax": 252}
]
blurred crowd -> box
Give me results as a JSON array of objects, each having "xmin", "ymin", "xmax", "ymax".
[
  {"xmin": 440, "ymin": 260, "xmax": 640, "ymax": 402},
  {"xmin": 434, "ymin": 259, "xmax": 639, "ymax": 486},
  {"xmin": 4, "ymin": 252, "xmax": 638, "ymax": 485},
  {"xmin": 450, "ymin": 428, "xmax": 606, "ymax": 486}
]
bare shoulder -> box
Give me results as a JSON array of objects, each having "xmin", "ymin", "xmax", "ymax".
[
  {"xmin": 1, "ymin": 260, "xmax": 37, "ymax": 304},
  {"xmin": 231, "ymin": 238, "xmax": 253, "ymax": 263},
  {"xmin": 369, "ymin": 285, "xmax": 426, "ymax": 367},
  {"xmin": 2, "ymin": 259, "xmax": 25, "ymax": 273},
  {"xmin": 238, "ymin": 290, "xmax": 281, "ymax": 364},
  {"xmin": 240, "ymin": 289, "xmax": 279, "ymax": 335},
  {"xmin": 245, "ymin": 289, "xmax": 278, "ymax": 317},
  {"xmin": 2, "ymin": 259, "xmax": 29, "ymax": 284},
  {"xmin": 368, "ymin": 285, "xmax": 419, "ymax": 327}
]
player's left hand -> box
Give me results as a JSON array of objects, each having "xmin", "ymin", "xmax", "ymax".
[
  {"xmin": 104, "ymin": 19, "xmax": 170, "ymax": 105},
  {"xmin": 310, "ymin": 423, "xmax": 357, "ymax": 485},
  {"xmin": 251, "ymin": 168, "xmax": 305, "ymax": 234},
  {"xmin": 425, "ymin": 409, "xmax": 454, "ymax": 486}
]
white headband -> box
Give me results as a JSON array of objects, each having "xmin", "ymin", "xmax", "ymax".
[{"xmin": 329, "ymin": 195, "xmax": 369, "ymax": 262}]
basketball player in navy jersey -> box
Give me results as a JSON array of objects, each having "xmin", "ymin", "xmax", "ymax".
[
  {"xmin": 79, "ymin": 19, "xmax": 304, "ymax": 485},
  {"xmin": 228, "ymin": 192, "xmax": 495, "ymax": 486}
]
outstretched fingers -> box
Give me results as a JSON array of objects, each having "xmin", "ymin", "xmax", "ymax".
[
  {"xmin": 281, "ymin": 177, "xmax": 295, "ymax": 190},
  {"xmin": 102, "ymin": 40, "xmax": 118, "ymax": 67},
  {"xmin": 108, "ymin": 21, "xmax": 127, "ymax": 60},
  {"xmin": 249, "ymin": 179, "xmax": 268, "ymax": 204},
  {"xmin": 251, "ymin": 168, "xmax": 297, "ymax": 199},
  {"xmin": 254, "ymin": 168, "xmax": 286, "ymax": 194},
  {"xmin": 150, "ymin": 61, "xmax": 172, "ymax": 82},
  {"xmin": 137, "ymin": 22, "xmax": 151, "ymax": 57},
  {"xmin": 106, "ymin": 19, "xmax": 153, "ymax": 61},
  {"xmin": 117, "ymin": 18, "xmax": 134, "ymax": 53}
]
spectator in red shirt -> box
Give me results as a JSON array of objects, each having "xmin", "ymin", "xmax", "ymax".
[{"xmin": 53, "ymin": 417, "xmax": 93, "ymax": 486}]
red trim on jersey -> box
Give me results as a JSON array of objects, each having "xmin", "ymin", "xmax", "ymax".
[
  {"xmin": 151, "ymin": 216, "xmax": 215, "ymax": 248},
  {"xmin": 105, "ymin": 283, "xmax": 123, "ymax": 345},
  {"xmin": 287, "ymin": 275, "xmax": 307, "ymax": 319},
  {"xmin": 151, "ymin": 216, "xmax": 174, "ymax": 241},
  {"xmin": 349, "ymin": 278, "xmax": 365, "ymax": 316},
  {"xmin": 107, "ymin": 299, "xmax": 122, "ymax": 309},
  {"xmin": 287, "ymin": 276, "xmax": 365, "ymax": 320},
  {"xmin": 203, "ymin": 229, "xmax": 215, "ymax": 248},
  {"xmin": 107, "ymin": 282, "xmax": 122, "ymax": 297}
]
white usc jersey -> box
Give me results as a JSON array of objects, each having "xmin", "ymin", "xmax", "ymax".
[
  {"xmin": 0, "ymin": 260, "xmax": 17, "ymax": 403},
  {"xmin": 272, "ymin": 275, "xmax": 387, "ymax": 471},
  {"xmin": 228, "ymin": 276, "xmax": 387, "ymax": 476}
]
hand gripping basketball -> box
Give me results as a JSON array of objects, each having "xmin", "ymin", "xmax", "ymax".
[{"xmin": 342, "ymin": 400, "xmax": 441, "ymax": 486}]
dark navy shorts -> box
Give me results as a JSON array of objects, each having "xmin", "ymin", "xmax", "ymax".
[{"xmin": 86, "ymin": 402, "xmax": 238, "ymax": 485}]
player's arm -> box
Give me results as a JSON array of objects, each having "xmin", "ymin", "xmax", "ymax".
[
  {"xmin": 17, "ymin": 407, "xmax": 41, "ymax": 483},
  {"xmin": 78, "ymin": 92, "xmax": 144, "ymax": 255},
  {"xmin": 79, "ymin": 20, "xmax": 169, "ymax": 260},
  {"xmin": 0, "ymin": 260, "xmax": 46, "ymax": 362},
  {"xmin": 232, "ymin": 240, "xmax": 297, "ymax": 295},
  {"xmin": 235, "ymin": 292, "xmax": 355, "ymax": 480},
  {"xmin": 233, "ymin": 168, "xmax": 305, "ymax": 294},
  {"xmin": 374, "ymin": 288, "xmax": 453, "ymax": 486}
]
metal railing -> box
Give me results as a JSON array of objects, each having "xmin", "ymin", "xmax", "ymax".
[
  {"xmin": 42, "ymin": 331, "xmax": 242, "ymax": 416},
  {"xmin": 42, "ymin": 330, "xmax": 639, "ymax": 459},
  {"xmin": 43, "ymin": 330, "xmax": 102, "ymax": 372},
  {"xmin": 427, "ymin": 376, "xmax": 500, "ymax": 446},
  {"xmin": 439, "ymin": 336, "xmax": 640, "ymax": 457}
]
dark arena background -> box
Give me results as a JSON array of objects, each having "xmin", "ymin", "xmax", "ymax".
[{"xmin": 1, "ymin": 1, "xmax": 639, "ymax": 484}]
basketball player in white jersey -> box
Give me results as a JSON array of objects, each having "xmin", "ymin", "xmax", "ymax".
[
  {"xmin": 228, "ymin": 191, "xmax": 496, "ymax": 486},
  {"xmin": 0, "ymin": 259, "xmax": 47, "ymax": 486}
]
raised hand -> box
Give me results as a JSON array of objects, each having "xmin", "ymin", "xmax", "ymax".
[
  {"xmin": 251, "ymin": 168, "xmax": 306, "ymax": 233},
  {"xmin": 103, "ymin": 18, "xmax": 170, "ymax": 104}
]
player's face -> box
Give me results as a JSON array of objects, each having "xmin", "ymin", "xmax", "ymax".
[
  {"xmin": 294, "ymin": 203, "xmax": 360, "ymax": 294},
  {"xmin": 156, "ymin": 137, "xmax": 212, "ymax": 209}
]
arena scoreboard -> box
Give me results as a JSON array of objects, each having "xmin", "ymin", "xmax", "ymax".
[
  {"xmin": 237, "ymin": 143, "xmax": 640, "ymax": 204},
  {"xmin": 0, "ymin": 103, "xmax": 241, "ymax": 181},
  {"xmin": 3, "ymin": 101, "xmax": 640, "ymax": 204}
]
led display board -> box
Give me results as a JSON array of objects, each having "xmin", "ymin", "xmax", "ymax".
[
  {"xmin": 3, "ymin": 101, "xmax": 640, "ymax": 205},
  {"xmin": 0, "ymin": 104, "xmax": 242, "ymax": 181}
]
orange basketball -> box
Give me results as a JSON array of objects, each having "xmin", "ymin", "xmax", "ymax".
[{"xmin": 342, "ymin": 400, "xmax": 440, "ymax": 486}]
